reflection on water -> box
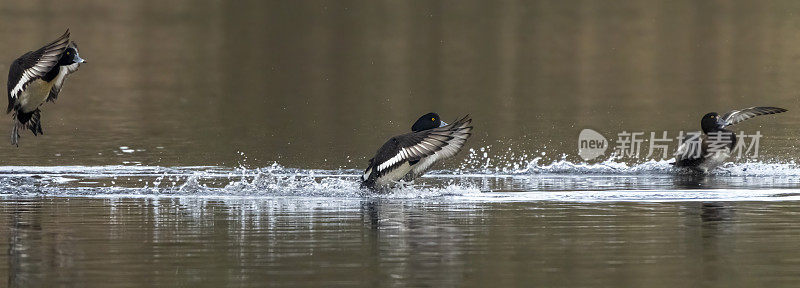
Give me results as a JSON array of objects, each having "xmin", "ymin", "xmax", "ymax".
[
  {"xmin": 3, "ymin": 197, "xmax": 800, "ymax": 287},
  {"xmin": 700, "ymin": 202, "xmax": 735, "ymax": 222}
]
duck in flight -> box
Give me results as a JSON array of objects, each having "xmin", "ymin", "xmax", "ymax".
[
  {"xmin": 673, "ymin": 106, "xmax": 786, "ymax": 172},
  {"xmin": 6, "ymin": 29, "xmax": 85, "ymax": 146},
  {"xmin": 361, "ymin": 113, "xmax": 473, "ymax": 191}
]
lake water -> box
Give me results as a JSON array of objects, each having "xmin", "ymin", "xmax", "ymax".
[{"xmin": 2, "ymin": 0, "xmax": 800, "ymax": 287}]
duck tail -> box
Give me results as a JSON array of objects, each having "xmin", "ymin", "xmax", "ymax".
[{"xmin": 11, "ymin": 109, "xmax": 43, "ymax": 146}]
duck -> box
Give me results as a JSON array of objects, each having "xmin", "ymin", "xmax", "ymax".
[
  {"xmin": 6, "ymin": 29, "xmax": 85, "ymax": 146},
  {"xmin": 673, "ymin": 106, "xmax": 786, "ymax": 172},
  {"xmin": 361, "ymin": 113, "xmax": 473, "ymax": 190}
]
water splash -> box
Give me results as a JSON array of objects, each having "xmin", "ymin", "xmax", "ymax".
[
  {"xmin": 0, "ymin": 156, "xmax": 797, "ymax": 201},
  {"xmin": 458, "ymin": 144, "xmax": 800, "ymax": 176}
]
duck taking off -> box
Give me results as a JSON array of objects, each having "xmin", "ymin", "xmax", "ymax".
[
  {"xmin": 6, "ymin": 29, "xmax": 85, "ymax": 146},
  {"xmin": 361, "ymin": 113, "xmax": 473, "ymax": 191},
  {"xmin": 673, "ymin": 106, "xmax": 786, "ymax": 173}
]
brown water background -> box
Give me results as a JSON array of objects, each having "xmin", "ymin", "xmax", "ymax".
[
  {"xmin": 1, "ymin": 0, "xmax": 799, "ymax": 168},
  {"xmin": 2, "ymin": 1, "xmax": 800, "ymax": 287}
]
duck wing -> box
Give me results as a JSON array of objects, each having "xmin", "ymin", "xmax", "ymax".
[
  {"xmin": 363, "ymin": 116, "xmax": 472, "ymax": 183},
  {"xmin": 407, "ymin": 115, "xmax": 473, "ymax": 178},
  {"xmin": 720, "ymin": 107, "xmax": 787, "ymax": 128},
  {"xmin": 7, "ymin": 30, "xmax": 70, "ymax": 113}
]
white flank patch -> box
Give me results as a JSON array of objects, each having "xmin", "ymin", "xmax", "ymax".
[{"xmin": 374, "ymin": 162, "xmax": 413, "ymax": 187}]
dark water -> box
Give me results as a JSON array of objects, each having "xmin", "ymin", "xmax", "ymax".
[{"xmin": 2, "ymin": 0, "xmax": 800, "ymax": 287}]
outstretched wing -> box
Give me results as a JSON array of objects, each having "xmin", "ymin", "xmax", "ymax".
[
  {"xmin": 7, "ymin": 29, "xmax": 70, "ymax": 113},
  {"xmin": 374, "ymin": 130, "xmax": 455, "ymax": 174},
  {"xmin": 407, "ymin": 115, "xmax": 473, "ymax": 178},
  {"xmin": 720, "ymin": 106, "xmax": 787, "ymax": 128},
  {"xmin": 363, "ymin": 124, "xmax": 467, "ymax": 183}
]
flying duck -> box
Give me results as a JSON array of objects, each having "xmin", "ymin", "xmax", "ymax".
[
  {"xmin": 7, "ymin": 29, "xmax": 85, "ymax": 146},
  {"xmin": 673, "ymin": 106, "xmax": 786, "ymax": 172},
  {"xmin": 361, "ymin": 113, "xmax": 473, "ymax": 190}
]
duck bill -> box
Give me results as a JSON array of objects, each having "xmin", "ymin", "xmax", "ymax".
[{"xmin": 439, "ymin": 121, "xmax": 448, "ymax": 127}]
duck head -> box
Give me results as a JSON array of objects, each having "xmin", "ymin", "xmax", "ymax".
[
  {"xmin": 58, "ymin": 44, "xmax": 85, "ymax": 66},
  {"xmin": 411, "ymin": 112, "xmax": 447, "ymax": 132},
  {"xmin": 701, "ymin": 112, "xmax": 724, "ymax": 134}
]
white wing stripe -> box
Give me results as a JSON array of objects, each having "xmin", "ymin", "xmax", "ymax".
[
  {"xmin": 10, "ymin": 74, "xmax": 33, "ymax": 98},
  {"xmin": 9, "ymin": 33, "xmax": 70, "ymax": 100},
  {"xmin": 378, "ymin": 149, "xmax": 405, "ymax": 172},
  {"xmin": 374, "ymin": 116, "xmax": 473, "ymax": 178}
]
